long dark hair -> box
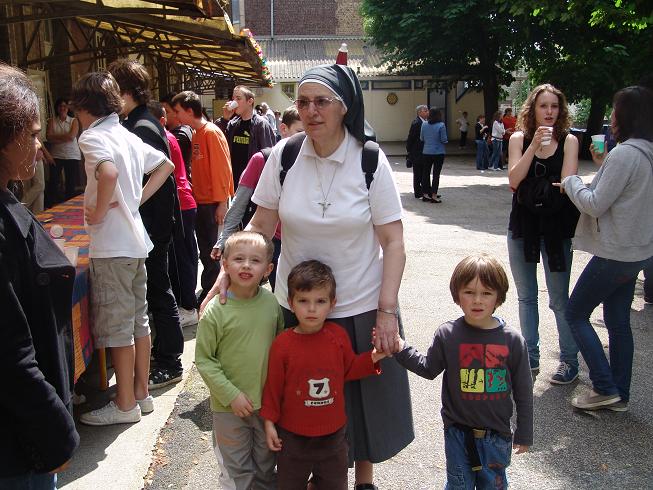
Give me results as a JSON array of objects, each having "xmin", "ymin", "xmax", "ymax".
[
  {"xmin": 427, "ymin": 108, "xmax": 442, "ymax": 124},
  {"xmin": 612, "ymin": 86, "xmax": 653, "ymax": 143}
]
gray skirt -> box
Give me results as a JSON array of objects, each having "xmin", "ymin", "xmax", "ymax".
[{"xmin": 282, "ymin": 307, "xmax": 415, "ymax": 464}]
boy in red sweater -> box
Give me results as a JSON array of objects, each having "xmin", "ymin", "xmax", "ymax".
[{"xmin": 260, "ymin": 260, "xmax": 385, "ymax": 489}]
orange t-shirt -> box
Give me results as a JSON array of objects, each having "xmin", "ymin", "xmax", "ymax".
[{"xmin": 191, "ymin": 122, "xmax": 234, "ymax": 204}]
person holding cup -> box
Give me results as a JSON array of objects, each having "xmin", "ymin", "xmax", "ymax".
[
  {"xmin": 560, "ymin": 86, "xmax": 653, "ymax": 411},
  {"xmin": 507, "ymin": 83, "xmax": 581, "ymax": 385}
]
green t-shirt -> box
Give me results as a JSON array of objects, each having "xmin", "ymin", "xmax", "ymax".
[{"xmin": 195, "ymin": 287, "xmax": 284, "ymax": 412}]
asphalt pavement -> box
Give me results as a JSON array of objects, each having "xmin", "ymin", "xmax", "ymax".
[{"xmin": 61, "ymin": 144, "xmax": 653, "ymax": 489}]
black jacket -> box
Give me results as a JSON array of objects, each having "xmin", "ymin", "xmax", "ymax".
[
  {"xmin": 123, "ymin": 104, "xmax": 182, "ymax": 243},
  {"xmin": 0, "ymin": 190, "xmax": 79, "ymax": 476},
  {"xmin": 406, "ymin": 117, "xmax": 425, "ymax": 163}
]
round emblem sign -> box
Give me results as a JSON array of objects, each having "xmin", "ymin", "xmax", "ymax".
[{"xmin": 386, "ymin": 92, "xmax": 398, "ymax": 105}]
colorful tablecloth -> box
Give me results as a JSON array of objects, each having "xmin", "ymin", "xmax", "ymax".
[{"xmin": 37, "ymin": 195, "xmax": 93, "ymax": 382}]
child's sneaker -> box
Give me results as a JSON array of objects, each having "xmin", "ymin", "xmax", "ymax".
[
  {"xmin": 549, "ymin": 362, "xmax": 579, "ymax": 385},
  {"xmin": 80, "ymin": 401, "xmax": 141, "ymax": 426},
  {"xmin": 137, "ymin": 395, "xmax": 154, "ymax": 414}
]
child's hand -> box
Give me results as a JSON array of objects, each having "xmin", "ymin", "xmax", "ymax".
[
  {"xmin": 513, "ymin": 444, "xmax": 529, "ymax": 454},
  {"xmin": 371, "ymin": 347, "xmax": 387, "ymax": 363},
  {"xmin": 264, "ymin": 420, "xmax": 282, "ymax": 452},
  {"xmin": 85, "ymin": 201, "xmax": 118, "ymax": 225},
  {"xmin": 230, "ymin": 393, "xmax": 253, "ymax": 418}
]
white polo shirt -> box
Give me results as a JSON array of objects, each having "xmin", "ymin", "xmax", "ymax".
[
  {"xmin": 79, "ymin": 113, "xmax": 167, "ymax": 258},
  {"xmin": 252, "ymin": 129, "xmax": 403, "ymax": 317}
]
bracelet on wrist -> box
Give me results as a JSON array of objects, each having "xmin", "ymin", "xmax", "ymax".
[{"xmin": 377, "ymin": 307, "xmax": 398, "ymax": 317}]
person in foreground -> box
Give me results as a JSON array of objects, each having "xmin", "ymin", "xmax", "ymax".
[
  {"xmin": 202, "ymin": 63, "xmax": 414, "ymax": 488},
  {"xmin": 560, "ymin": 86, "xmax": 653, "ymax": 412},
  {"xmin": 195, "ymin": 231, "xmax": 283, "ymax": 490},
  {"xmin": 72, "ymin": 72, "xmax": 175, "ymax": 425},
  {"xmin": 394, "ymin": 254, "xmax": 533, "ymax": 489},
  {"xmin": 1, "ymin": 62, "xmax": 79, "ymax": 490},
  {"xmin": 261, "ymin": 260, "xmax": 385, "ymax": 489}
]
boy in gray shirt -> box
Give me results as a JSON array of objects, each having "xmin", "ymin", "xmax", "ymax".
[{"xmin": 395, "ymin": 254, "xmax": 533, "ymax": 488}]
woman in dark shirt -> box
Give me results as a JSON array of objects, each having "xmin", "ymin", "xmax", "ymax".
[
  {"xmin": 0, "ymin": 63, "xmax": 79, "ymax": 489},
  {"xmin": 507, "ymin": 84, "xmax": 581, "ymax": 385},
  {"xmin": 474, "ymin": 114, "xmax": 489, "ymax": 171}
]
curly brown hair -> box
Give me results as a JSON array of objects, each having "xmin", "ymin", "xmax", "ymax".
[
  {"xmin": 516, "ymin": 83, "xmax": 571, "ymax": 141},
  {"xmin": 0, "ymin": 63, "xmax": 39, "ymax": 153}
]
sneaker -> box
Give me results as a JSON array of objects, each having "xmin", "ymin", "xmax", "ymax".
[
  {"xmin": 149, "ymin": 366, "xmax": 183, "ymax": 389},
  {"xmin": 606, "ymin": 401, "xmax": 628, "ymax": 412},
  {"xmin": 572, "ymin": 390, "xmax": 621, "ymax": 410},
  {"xmin": 531, "ymin": 366, "xmax": 540, "ymax": 384},
  {"xmin": 137, "ymin": 395, "xmax": 154, "ymax": 414},
  {"xmin": 549, "ymin": 362, "xmax": 579, "ymax": 385},
  {"xmin": 178, "ymin": 307, "xmax": 198, "ymax": 328},
  {"xmin": 80, "ymin": 401, "xmax": 141, "ymax": 426}
]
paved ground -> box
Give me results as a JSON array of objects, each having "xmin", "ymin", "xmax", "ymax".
[{"xmin": 61, "ymin": 144, "xmax": 653, "ymax": 489}]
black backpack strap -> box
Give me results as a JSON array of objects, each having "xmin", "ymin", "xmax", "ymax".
[
  {"xmin": 361, "ymin": 140, "xmax": 379, "ymax": 190},
  {"xmin": 260, "ymin": 147, "xmax": 273, "ymax": 162},
  {"xmin": 280, "ymin": 132, "xmax": 306, "ymax": 187}
]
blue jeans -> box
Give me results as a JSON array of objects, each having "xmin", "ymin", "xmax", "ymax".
[
  {"xmin": 475, "ymin": 140, "xmax": 489, "ymax": 170},
  {"xmin": 507, "ymin": 235, "xmax": 578, "ymax": 369},
  {"xmin": 0, "ymin": 473, "xmax": 56, "ymax": 490},
  {"xmin": 490, "ymin": 139, "xmax": 502, "ymax": 169},
  {"xmin": 566, "ymin": 256, "xmax": 652, "ymax": 402},
  {"xmin": 444, "ymin": 426, "xmax": 511, "ymax": 490}
]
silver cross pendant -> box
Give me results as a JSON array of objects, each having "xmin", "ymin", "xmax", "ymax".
[{"xmin": 317, "ymin": 200, "xmax": 331, "ymax": 218}]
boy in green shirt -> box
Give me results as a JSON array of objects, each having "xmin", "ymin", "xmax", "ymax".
[{"xmin": 195, "ymin": 231, "xmax": 283, "ymax": 489}]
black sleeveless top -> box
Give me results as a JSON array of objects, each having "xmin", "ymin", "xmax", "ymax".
[{"xmin": 508, "ymin": 133, "xmax": 580, "ymax": 271}]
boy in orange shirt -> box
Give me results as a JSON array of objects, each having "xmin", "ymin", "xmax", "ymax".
[{"xmin": 172, "ymin": 91, "xmax": 233, "ymax": 303}]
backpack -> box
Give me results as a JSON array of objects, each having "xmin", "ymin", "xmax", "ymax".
[{"xmin": 279, "ymin": 132, "xmax": 379, "ymax": 190}]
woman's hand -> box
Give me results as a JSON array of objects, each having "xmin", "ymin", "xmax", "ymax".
[
  {"xmin": 589, "ymin": 143, "xmax": 607, "ymax": 166},
  {"xmin": 199, "ymin": 266, "xmax": 231, "ymax": 315},
  {"xmin": 529, "ymin": 126, "xmax": 549, "ymax": 149},
  {"xmin": 210, "ymin": 247, "xmax": 222, "ymax": 261},
  {"xmin": 374, "ymin": 310, "xmax": 401, "ymax": 354}
]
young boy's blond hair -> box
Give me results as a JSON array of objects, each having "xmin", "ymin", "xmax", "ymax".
[
  {"xmin": 223, "ymin": 231, "xmax": 274, "ymax": 263},
  {"xmin": 449, "ymin": 253, "xmax": 509, "ymax": 307}
]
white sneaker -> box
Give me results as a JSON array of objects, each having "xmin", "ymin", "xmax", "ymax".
[
  {"xmin": 137, "ymin": 395, "xmax": 154, "ymax": 414},
  {"xmin": 178, "ymin": 307, "xmax": 198, "ymax": 327},
  {"xmin": 80, "ymin": 401, "xmax": 141, "ymax": 426}
]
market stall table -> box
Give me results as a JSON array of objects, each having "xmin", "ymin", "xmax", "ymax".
[{"xmin": 37, "ymin": 194, "xmax": 108, "ymax": 389}]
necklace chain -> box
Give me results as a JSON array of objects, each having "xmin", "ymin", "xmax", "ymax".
[{"xmin": 315, "ymin": 159, "xmax": 337, "ymax": 218}]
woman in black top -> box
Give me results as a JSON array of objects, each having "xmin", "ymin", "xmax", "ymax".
[
  {"xmin": 507, "ymin": 84, "xmax": 581, "ymax": 385},
  {"xmin": 474, "ymin": 115, "xmax": 489, "ymax": 170},
  {"xmin": 0, "ymin": 63, "xmax": 79, "ymax": 489}
]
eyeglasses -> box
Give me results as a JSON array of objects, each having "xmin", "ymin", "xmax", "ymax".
[{"xmin": 294, "ymin": 96, "xmax": 342, "ymax": 111}]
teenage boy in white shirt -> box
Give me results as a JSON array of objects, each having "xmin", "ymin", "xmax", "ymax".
[{"xmin": 71, "ymin": 71, "xmax": 175, "ymax": 426}]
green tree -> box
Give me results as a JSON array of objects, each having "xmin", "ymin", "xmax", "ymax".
[{"xmin": 361, "ymin": 0, "xmax": 533, "ymax": 122}]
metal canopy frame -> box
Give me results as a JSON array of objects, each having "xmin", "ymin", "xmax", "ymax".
[{"xmin": 2, "ymin": 0, "xmax": 272, "ymax": 90}]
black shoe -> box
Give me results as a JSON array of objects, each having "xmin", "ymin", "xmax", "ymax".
[
  {"xmin": 422, "ymin": 196, "xmax": 434, "ymax": 203},
  {"xmin": 149, "ymin": 366, "xmax": 183, "ymax": 389}
]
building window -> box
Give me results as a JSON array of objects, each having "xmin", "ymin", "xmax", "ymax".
[
  {"xmin": 281, "ymin": 83, "xmax": 296, "ymax": 100},
  {"xmin": 371, "ymin": 80, "xmax": 412, "ymax": 90},
  {"xmin": 359, "ymin": 80, "xmax": 369, "ymax": 90},
  {"xmin": 414, "ymin": 80, "xmax": 424, "ymax": 89}
]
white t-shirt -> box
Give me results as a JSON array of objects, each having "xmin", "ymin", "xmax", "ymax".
[
  {"xmin": 79, "ymin": 113, "xmax": 167, "ymax": 258},
  {"xmin": 252, "ymin": 129, "xmax": 403, "ymax": 317},
  {"xmin": 492, "ymin": 120, "xmax": 506, "ymax": 139},
  {"xmin": 49, "ymin": 115, "xmax": 82, "ymax": 160},
  {"xmin": 457, "ymin": 117, "xmax": 469, "ymax": 132}
]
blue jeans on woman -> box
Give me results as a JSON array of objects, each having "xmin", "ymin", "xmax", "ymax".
[
  {"xmin": 565, "ymin": 256, "xmax": 652, "ymax": 402},
  {"xmin": 490, "ymin": 139, "xmax": 502, "ymax": 170},
  {"xmin": 475, "ymin": 140, "xmax": 489, "ymax": 170},
  {"xmin": 444, "ymin": 426, "xmax": 512, "ymax": 490},
  {"xmin": 507, "ymin": 235, "xmax": 578, "ymax": 370}
]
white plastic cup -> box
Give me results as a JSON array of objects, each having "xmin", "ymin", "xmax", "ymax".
[
  {"xmin": 539, "ymin": 126, "xmax": 553, "ymax": 145},
  {"xmin": 591, "ymin": 134, "xmax": 606, "ymax": 154},
  {"xmin": 50, "ymin": 224, "xmax": 64, "ymax": 238},
  {"xmin": 53, "ymin": 238, "xmax": 66, "ymax": 252},
  {"xmin": 227, "ymin": 100, "xmax": 238, "ymax": 111},
  {"xmin": 64, "ymin": 245, "xmax": 79, "ymax": 267}
]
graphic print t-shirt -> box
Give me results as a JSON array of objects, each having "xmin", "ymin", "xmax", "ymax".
[
  {"xmin": 395, "ymin": 316, "xmax": 533, "ymax": 445},
  {"xmin": 230, "ymin": 118, "xmax": 251, "ymax": 189}
]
